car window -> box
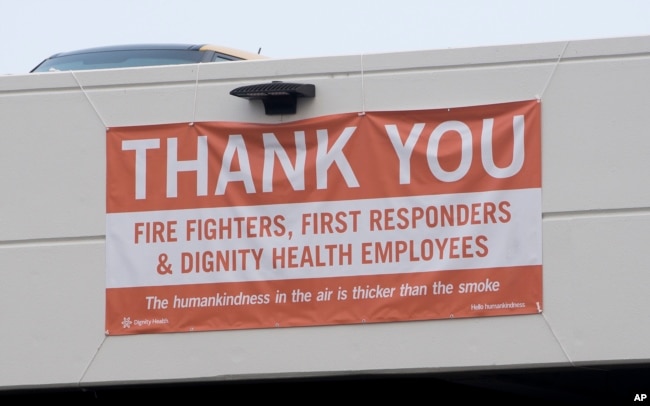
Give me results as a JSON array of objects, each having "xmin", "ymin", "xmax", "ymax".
[{"xmin": 32, "ymin": 49, "xmax": 228, "ymax": 72}]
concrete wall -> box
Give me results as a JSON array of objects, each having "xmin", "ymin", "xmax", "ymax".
[{"xmin": 1, "ymin": 35, "xmax": 650, "ymax": 390}]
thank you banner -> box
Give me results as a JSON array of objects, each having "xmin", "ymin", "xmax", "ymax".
[{"xmin": 105, "ymin": 100, "xmax": 542, "ymax": 335}]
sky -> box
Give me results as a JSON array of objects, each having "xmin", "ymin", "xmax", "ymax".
[{"xmin": 2, "ymin": 0, "xmax": 650, "ymax": 75}]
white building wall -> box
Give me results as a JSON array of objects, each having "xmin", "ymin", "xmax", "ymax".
[{"xmin": 1, "ymin": 35, "xmax": 649, "ymax": 389}]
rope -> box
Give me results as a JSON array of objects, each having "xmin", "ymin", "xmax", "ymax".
[
  {"xmin": 359, "ymin": 54, "xmax": 366, "ymax": 116},
  {"xmin": 540, "ymin": 311, "xmax": 575, "ymax": 367},
  {"xmin": 78, "ymin": 335, "xmax": 107, "ymax": 389},
  {"xmin": 537, "ymin": 42, "xmax": 576, "ymax": 367},
  {"xmin": 71, "ymin": 71, "xmax": 109, "ymax": 129},
  {"xmin": 538, "ymin": 41, "xmax": 569, "ymax": 100},
  {"xmin": 191, "ymin": 63, "xmax": 201, "ymax": 126}
]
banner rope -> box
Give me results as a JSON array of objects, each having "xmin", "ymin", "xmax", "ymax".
[
  {"xmin": 359, "ymin": 54, "xmax": 366, "ymax": 116},
  {"xmin": 191, "ymin": 63, "xmax": 201, "ymax": 126},
  {"xmin": 71, "ymin": 71, "xmax": 109, "ymax": 129},
  {"xmin": 540, "ymin": 311, "xmax": 575, "ymax": 366},
  {"xmin": 538, "ymin": 43, "xmax": 575, "ymax": 367},
  {"xmin": 538, "ymin": 41, "xmax": 569, "ymax": 100},
  {"xmin": 70, "ymin": 69, "xmax": 110, "ymax": 384},
  {"xmin": 78, "ymin": 335, "xmax": 108, "ymax": 385}
]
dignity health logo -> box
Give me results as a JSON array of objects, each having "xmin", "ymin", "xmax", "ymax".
[
  {"xmin": 121, "ymin": 316, "xmax": 169, "ymax": 329},
  {"xmin": 121, "ymin": 317, "xmax": 132, "ymax": 329}
]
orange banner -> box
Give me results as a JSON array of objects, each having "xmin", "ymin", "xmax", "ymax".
[{"xmin": 105, "ymin": 100, "xmax": 542, "ymax": 335}]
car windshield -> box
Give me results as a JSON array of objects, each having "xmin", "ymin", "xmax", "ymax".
[{"xmin": 32, "ymin": 49, "xmax": 215, "ymax": 72}]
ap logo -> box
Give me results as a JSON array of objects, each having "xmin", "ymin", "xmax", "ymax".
[{"xmin": 635, "ymin": 394, "xmax": 647, "ymax": 401}]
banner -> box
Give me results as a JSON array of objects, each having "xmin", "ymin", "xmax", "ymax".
[{"xmin": 105, "ymin": 100, "xmax": 542, "ymax": 335}]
